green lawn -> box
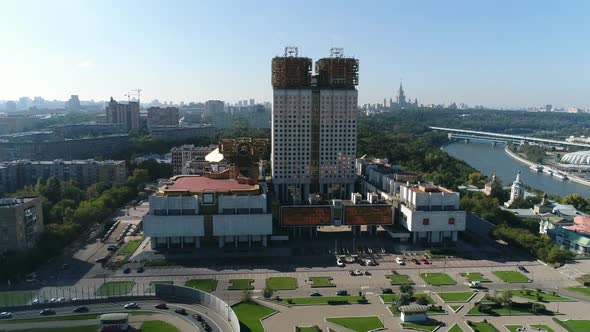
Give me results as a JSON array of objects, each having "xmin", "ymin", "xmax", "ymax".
[
  {"xmin": 505, "ymin": 325, "xmax": 524, "ymax": 332},
  {"xmin": 379, "ymin": 294, "xmax": 399, "ymax": 304},
  {"xmin": 420, "ymin": 273, "xmax": 456, "ymax": 286},
  {"xmin": 575, "ymin": 274, "xmax": 590, "ymax": 285},
  {"xmin": 553, "ymin": 319, "xmax": 590, "ymax": 332},
  {"xmin": 449, "ymin": 305, "xmax": 463, "ymax": 313},
  {"xmin": 185, "ymin": 279, "xmax": 218, "ymax": 292},
  {"xmin": 401, "ymin": 321, "xmax": 442, "ymax": 332},
  {"xmin": 140, "ymin": 321, "xmax": 180, "ymax": 332},
  {"xmin": 513, "ymin": 289, "xmax": 570, "ymax": 302},
  {"xmin": 297, "ymin": 327, "xmax": 322, "ymax": 332},
  {"xmin": 229, "ymin": 279, "xmax": 254, "ymax": 290},
  {"xmin": 436, "ymin": 291, "xmax": 474, "ymax": 302},
  {"xmin": 449, "ymin": 324, "xmax": 465, "ymax": 332},
  {"xmin": 326, "ymin": 316, "xmax": 383, "ymax": 332},
  {"xmin": 120, "ymin": 239, "xmax": 143, "ymax": 255},
  {"xmin": 309, "ymin": 276, "xmax": 336, "ymax": 288},
  {"xmin": 281, "ymin": 295, "xmax": 363, "ymax": 305},
  {"xmin": 0, "ymin": 290, "xmax": 36, "ymax": 306},
  {"xmin": 233, "ymin": 301, "xmax": 276, "ymax": 332},
  {"xmin": 2, "ymin": 326, "xmax": 101, "ymax": 332},
  {"xmin": 147, "ymin": 281, "xmax": 173, "ymax": 292},
  {"xmin": 266, "ymin": 277, "xmax": 297, "ymax": 290},
  {"xmin": 469, "ymin": 321, "xmax": 500, "ymax": 332},
  {"xmin": 493, "ymin": 271, "xmax": 530, "ymax": 283},
  {"xmin": 566, "ymin": 286, "xmax": 590, "ymax": 296},
  {"xmin": 386, "ymin": 274, "xmax": 414, "ymax": 285},
  {"xmin": 461, "ymin": 272, "xmax": 491, "ymax": 282},
  {"xmin": 0, "ymin": 312, "xmax": 153, "ymax": 324},
  {"xmin": 468, "ymin": 302, "xmax": 552, "ymax": 316},
  {"xmin": 95, "ymin": 281, "xmax": 135, "ymax": 296},
  {"xmin": 530, "ymin": 325, "xmax": 555, "ymax": 332}
]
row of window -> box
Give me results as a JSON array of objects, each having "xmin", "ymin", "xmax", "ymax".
[{"xmin": 422, "ymin": 218, "xmax": 456, "ymax": 225}]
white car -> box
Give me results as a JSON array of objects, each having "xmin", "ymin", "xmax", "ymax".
[
  {"xmin": 32, "ymin": 298, "xmax": 40, "ymax": 304},
  {"xmin": 336, "ymin": 259, "xmax": 345, "ymax": 267},
  {"xmin": 49, "ymin": 298, "xmax": 57, "ymax": 303},
  {"xmin": 0, "ymin": 312, "xmax": 12, "ymax": 319},
  {"xmin": 124, "ymin": 303, "xmax": 140, "ymax": 309},
  {"xmin": 57, "ymin": 297, "xmax": 66, "ymax": 303},
  {"xmin": 395, "ymin": 257, "xmax": 405, "ymax": 265}
]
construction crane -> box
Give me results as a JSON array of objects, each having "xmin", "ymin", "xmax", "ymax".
[{"xmin": 124, "ymin": 88, "xmax": 142, "ymax": 103}]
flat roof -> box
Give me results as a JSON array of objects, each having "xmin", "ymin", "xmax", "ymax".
[
  {"xmin": 98, "ymin": 313, "xmax": 129, "ymax": 320},
  {"xmin": 163, "ymin": 175, "xmax": 258, "ymax": 194}
]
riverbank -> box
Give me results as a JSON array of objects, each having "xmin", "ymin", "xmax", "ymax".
[{"xmin": 504, "ymin": 146, "xmax": 590, "ymax": 188}]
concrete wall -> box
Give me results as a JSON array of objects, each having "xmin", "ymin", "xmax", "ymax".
[
  {"xmin": 400, "ymin": 205, "xmax": 466, "ymax": 232},
  {"xmin": 466, "ymin": 212, "xmax": 496, "ymax": 238},
  {"xmin": 143, "ymin": 215, "xmax": 204, "ymax": 237},
  {"xmin": 212, "ymin": 214, "xmax": 272, "ymax": 236}
]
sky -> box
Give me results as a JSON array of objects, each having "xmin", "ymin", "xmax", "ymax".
[{"xmin": 1, "ymin": 0, "xmax": 589, "ymax": 108}]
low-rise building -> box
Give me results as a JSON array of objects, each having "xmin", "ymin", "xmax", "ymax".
[
  {"xmin": 399, "ymin": 184, "xmax": 466, "ymax": 243},
  {"xmin": 147, "ymin": 107, "xmax": 180, "ymax": 128},
  {"xmin": 171, "ymin": 144, "xmax": 218, "ymax": 175},
  {"xmin": 0, "ymin": 197, "xmax": 44, "ymax": 253},
  {"xmin": 143, "ymin": 169, "xmax": 272, "ymax": 250},
  {"xmin": 149, "ymin": 125, "xmax": 215, "ymax": 143}
]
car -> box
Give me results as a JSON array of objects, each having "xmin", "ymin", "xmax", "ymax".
[
  {"xmin": 123, "ymin": 268, "xmax": 131, "ymax": 274},
  {"xmin": 39, "ymin": 309, "xmax": 55, "ymax": 315},
  {"xmin": 0, "ymin": 312, "xmax": 12, "ymax": 319},
  {"xmin": 420, "ymin": 258, "xmax": 430, "ymax": 264},
  {"xmin": 310, "ymin": 292, "xmax": 322, "ymax": 297},
  {"xmin": 107, "ymin": 245, "xmax": 117, "ymax": 251},
  {"xmin": 124, "ymin": 303, "xmax": 140, "ymax": 309},
  {"xmin": 155, "ymin": 303, "xmax": 168, "ymax": 309},
  {"xmin": 336, "ymin": 259, "xmax": 345, "ymax": 267},
  {"xmin": 49, "ymin": 298, "xmax": 57, "ymax": 303},
  {"xmin": 350, "ymin": 269, "xmax": 362, "ymax": 276},
  {"xmin": 136, "ymin": 267, "xmax": 144, "ymax": 273},
  {"xmin": 411, "ymin": 258, "xmax": 420, "ymax": 265},
  {"xmin": 518, "ymin": 266, "xmax": 529, "ymax": 273},
  {"xmin": 174, "ymin": 308, "xmax": 187, "ymax": 315},
  {"xmin": 73, "ymin": 306, "xmax": 89, "ymax": 313},
  {"xmin": 336, "ymin": 290, "xmax": 348, "ymax": 296},
  {"xmin": 193, "ymin": 314, "xmax": 203, "ymax": 322},
  {"xmin": 364, "ymin": 270, "xmax": 372, "ymax": 276},
  {"xmin": 469, "ymin": 281, "xmax": 482, "ymax": 289},
  {"xmin": 57, "ymin": 297, "xmax": 66, "ymax": 303},
  {"xmin": 32, "ymin": 298, "xmax": 40, "ymax": 305},
  {"xmin": 382, "ymin": 288, "xmax": 393, "ymax": 294},
  {"xmin": 395, "ymin": 257, "xmax": 405, "ymax": 265},
  {"xmin": 94, "ymin": 257, "xmax": 106, "ymax": 263}
]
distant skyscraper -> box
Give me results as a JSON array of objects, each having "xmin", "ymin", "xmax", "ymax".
[
  {"xmin": 395, "ymin": 82, "xmax": 406, "ymax": 106},
  {"xmin": 105, "ymin": 97, "xmax": 140, "ymax": 133},
  {"xmin": 65, "ymin": 95, "xmax": 81, "ymax": 112},
  {"xmin": 249, "ymin": 99, "xmax": 255, "ymax": 106},
  {"xmin": 147, "ymin": 106, "xmax": 180, "ymax": 128},
  {"xmin": 272, "ymin": 47, "xmax": 358, "ymax": 203},
  {"xmin": 205, "ymin": 100, "xmax": 229, "ymax": 129}
]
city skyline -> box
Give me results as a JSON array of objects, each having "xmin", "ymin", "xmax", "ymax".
[{"xmin": 2, "ymin": 0, "xmax": 590, "ymax": 108}]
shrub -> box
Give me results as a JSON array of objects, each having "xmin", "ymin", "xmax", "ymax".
[
  {"xmin": 262, "ymin": 287, "xmax": 273, "ymax": 299},
  {"xmin": 478, "ymin": 303, "xmax": 492, "ymax": 313},
  {"xmin": 536, "ymin": 295, "xmax": 543, "ymax": 302},
  {"xmin": 532, "ymin": 303, "xmax": 546, "ymax": 313},
  {"xmin": 524, "ymin": 289, "xmax": 531, "ymax": 296},
  {"xmin": 466, "ymin": 320, "xmax": 473, "ymax": 326},
  {"xmin": 287, "ymin": 299, "xmax": 293, "ymax": 304},
  {"xmin": 416, "ymin": 297, "xmax": 429, "ymax": 305},
  {"xmin": 274, "ymin": 295, "xmax": 280, "ymax": 301}
]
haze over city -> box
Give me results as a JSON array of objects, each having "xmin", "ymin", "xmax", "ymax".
[{"xmin": 2, "ymin": 0, "xmax": 590, "ymax": 108}]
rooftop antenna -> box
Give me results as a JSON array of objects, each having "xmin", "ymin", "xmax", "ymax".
[
  {"xmin": 284, "ymin": 46, "xmax": 298, "ymax": 57},
  {"xmin": 330, "ymin": 47, "xmax": 344, "ymax": 58}
]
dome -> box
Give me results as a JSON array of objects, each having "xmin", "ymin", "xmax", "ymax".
[{"xmin": 561, "ymin": 150, "xmax": 590, "ymax": 165}]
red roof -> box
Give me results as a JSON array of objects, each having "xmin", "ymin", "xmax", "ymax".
[
  {"xmin": 164, "ymin": 176, "xmax": 257, "ymax": 193},
  {"xmin": 566, "ymin": 216, "xmax": 590, "ymax": 235}
]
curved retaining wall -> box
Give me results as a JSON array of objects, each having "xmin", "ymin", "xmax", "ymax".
[{"xmin": 155, "ymin": 284, "xmax": 240, "ymax": 332}]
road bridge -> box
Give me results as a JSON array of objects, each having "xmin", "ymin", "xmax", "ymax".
[{"xmin": 429, "ymin": 126, "xmax": 590, "ymax": 148}]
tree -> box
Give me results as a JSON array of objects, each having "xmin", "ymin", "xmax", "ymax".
[
  {"xmin": 561, "ymin": 194, "xmax": 589, "ymax": 212},
  {"xmin": 42, "ymin": 177, "xmax": 62, "ymax": 204},
  {"xmin": 497, "ymin": 289, "xmax": 513, "ymax": 306},
  {"xmin": 61, "ymin": 182, "xmax": 85, "ymax": 204},
  {"xmin": 468, "ymin": 172, "xmax": 487, "ymax": 188},
  {"xmin": 399, "ymin": 284, "xmax": 414, "ymax": 296},
  {"xmin": 262, "ymin": 287, "xmax": 273, "ymax": 299}
]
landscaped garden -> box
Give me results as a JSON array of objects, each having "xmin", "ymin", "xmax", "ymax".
[
  {"xmin": 280, "ymin": 295, "xmax": 364, "ymax": 305},
  {"xmin": 401, "ymin": 320, "xmax": 442, "ymax": 332},
  {"xmin": 512, "ymin": 289, "xmax": 570, "ymax": 302},
  {"xmin": 120, "ymin": 239, "xmax": 143, "ymax": 255},
  {"xmin": 493, "ymin": 271, "xmax": 530, "ymax": 283},
  {"xmin": 228, "ymin": 279, "xmax": 254, "ymax": 290},
  {"xmin": 309, "ymin": 276, "xmax": 336, "ymax": 288},
  {"xmin": 575, "ymin": 274, "xmax": 590, "ymax": 286},
  {"xmin": 436, "ymin": 291, "xmax": 475, "ymax": 302},
  {"xmin": 449, "ymin": 305, "xmax": 463, "ymax": 313},
  {"xmin": 266, "ymin": 277, "xmax": 298, "ymax": 290},
  {"xmin": 0, "ymin": 290, "xmax": 37, "ymax": 306},
  {"xmin": 530, "ymin": 324, "xmax": 555, "ymax": 332},
  {"xmin": 468, "ymin": 301, "xmax": 551, "ymax": 316},
  {"xmin": 460, "ymin": 272, "xmax": 491, "ymax": 282},
  {"xmin": 552, "ymin": 318, "xmax": 590, "ymax": 332},
  {"xmin": 566, "ymin": 286, "xmax": 590, "ymax": 296},
  {"xmin": 95, "ymin": 281, "xmax": 135, "ymax": 296},
  {"xmin": 379, "ymin": 293, "xmax": 399, "ymax": 304},
  {"xmin": 326, "ymin": 316, "xmax": 383, "ymax": 332},
  {"xmin": 420, "ymin": 272, "xmax": 456, "ymax": 286},
  {"xmin": 467, "ymin": 320, "xmax": 500, "ymax": 332},
  {"xmin": 505, "ymin": 325, "xmax": 524, "ymax": 332},
  {"xmin": 233, "ymin": 301, "xmax": 276, "ymax": 332},
  {"xmin": 385, "ymin": 273, "xmax": 414, "ymax": 285},
  {"xmin": 448, "ymin": 324, "xmax": 465, "ymax": 332},
  {"xmin": 184, "ymin": 279, "xmax": 218, "ymax": 292}
]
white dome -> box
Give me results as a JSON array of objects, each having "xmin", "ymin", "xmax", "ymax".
[{"xmin": 561, "ymin": 150, "xmax": 590, "ymax": 165}]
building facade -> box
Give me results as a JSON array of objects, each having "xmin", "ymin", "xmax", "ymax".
[
  {"xmin": 149, "ymin": 126, "xmax": 215, "ymax": 143},
  {"xmin": 0, "ymin": 159, "xmax": 126, "ymax": 193},
  {"xmin": 271, "ymin": 47, "xmax": 358, "ymax": 203},
  {"xmin": 171, "ymin": 144, "xmax": 218, "ymax": 175},
  {"xmin": 0, "ymin": 197, "xmax": 44, "ymax": 253},
  {"xmin": 105, "ymin": 97, "xmax": 140, "ymax": 133},
  {"xmin": 147, "ymin": 107, "xmax": 180, "ymax": 128},
  {"xmin": 399, "ymin": 184, "xmax": 466, "ymax": 243}
]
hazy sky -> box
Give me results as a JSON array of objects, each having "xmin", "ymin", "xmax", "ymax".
[{"xmin": 2, "ymin": 0, "xmax": 589, "ymax": 108}]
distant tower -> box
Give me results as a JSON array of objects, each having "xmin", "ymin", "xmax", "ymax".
[
  {"xmin": 505, "ymin": 171, "xmax": 525, "ymax": 207},
  {"xmin": 396, "ymin": 81, "xmax": 406, "ymax": 107}
]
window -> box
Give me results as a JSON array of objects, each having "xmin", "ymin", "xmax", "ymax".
[
  {"xmin": 422, "ymin": 218, "xmax": 429, "ymax": 225},
  {"xmin": 448, "ymin": 218, "xmax": 455, "ymax": 225}
]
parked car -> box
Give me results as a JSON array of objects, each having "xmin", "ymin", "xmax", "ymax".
[
  {"xmin": 73, "ymin": 306, "xmax": 89, "ymax": 313},
  {"xmin": 123, "ymin": 268, "xmax": 131, "ymax": 274},
  {"xmin": 107, "ymin": 245, "xmax": 117, "ymax": 251},
  {"xmin": 49, "ymin": 298, "xmax": 57, "ymax": 303},
  {"xmin": 174, "ymin": 308, "xmax": 187, "ymax": 315},
  {"xmin": 310, "ymin": 292, "xmax": 322, "ymax": 297},
  {"xmin": 39, "ymin": 309, "xmax": 55, "ymax": 315},
  {"xmin": 336, "ymin": 259, "xmax": 345, "ymax": 267},
  {"xmin": 32, "ymin": 298, "xmax": 40, "ymax": 305},
  {"xmin": 395, "ymin": 257, "xmax": 405, "ymax": 265},
  {"xmin": 336, "ymin": 290, "xmax": 348, "ymax": 296},
  {"xmin": 0, "ymin": 312, "xmax": 12, "ymax": 319},
  {"xmin": 350, "ymin": 269, "xmax": 362, "ymax": 276},
  {"xmin": 155, "ymin": 303, "xmax": 168, "ymax": 309},
  {"xmin": 382, "ymin": 288, "xmax": 393, "ymax": 294},
  {"xmin": 364, "ymin": 271, "xmax": 372, "ymax": 276},
  {"xmin": 518, "ymin": 266, "xmax": 529, "ymax": 273},
  {"xmin": 420, "ymin": 258, "xmax": 430, "ymax": 264},
  {"xmin": 94, "ymin": 257, "xmax": 107, "ymax": 263},
  {"xmin": 193, "ymin": 314, "xmax": 203, "ymax": 322},
  {"xmin": 124, "ymin": 303, "xmax": 140, "ymax": 309},
  {"xmin": 136, "ymin": 267, "xmax": 144, "ymax": 273},
  {"xmin": 411, "ymin": 258, "xmax": 420, "ymax": 265},
  {"xmin": 57, "ymin": 297, "xmax": 66, "ymax": 303}
]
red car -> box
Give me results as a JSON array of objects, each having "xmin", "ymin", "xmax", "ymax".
[
  {"xmin": 155, "ymin": 303, "xmax": 168, "ymax": 309},
  {"xmin": 420, "ymin": 258, "xmax": 430, "ymax": 264}
]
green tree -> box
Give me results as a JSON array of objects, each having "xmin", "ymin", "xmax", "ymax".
[
  {"xmin": 468, "ymin": 172, "xmax": 487, "ymax": 188},
  {"xmin": 561, "ymin": 194, "xmax": 589, "ymax": 212},
  {"xmin": 42, "ymin": 177, "xmax": 62, "ymax": 204},
  {"xmin": 61, "ymin": 181, "xmax": 85, "ymax": 204}
]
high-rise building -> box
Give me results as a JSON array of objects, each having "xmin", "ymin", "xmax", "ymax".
[
  {"xmin": 105, "ymin": 97, "xmax": 140, "ymax": 133},
  {"xmin": 272, "ymin": 47, "xmax": 358, "ymax": 203},
  {"xmin": 249, "ymin": 99, "xmax": 255, "ymax": 106},
  {"xmin": 65, "ymin": 95, "xmax": 81, "ymax": 112},
  {"xmin": 5, "ymin": 101, "xmax": 17, "ymax": 112},
  {"xmin": 0, "ymin": 197, "xmax": 44, "ymax": 253},
  {"xmin": 205, "ymin": 100, "xmax": 230, "ymax": 129},
  {"xmin": 147, "ymin": 107, "xmax": 180, "ymax": 128}
]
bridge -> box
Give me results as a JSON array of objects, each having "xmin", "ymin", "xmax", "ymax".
[{"xmin": 429, "ymin": 126, "xmax": 590, "ymax": 148}]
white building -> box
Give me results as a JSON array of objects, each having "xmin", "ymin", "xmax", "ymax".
[
  {"xmin": 143, "ymin": 172, "xmax": 272, "ymax": 250},
  {"xmin": 504, "ymin": 171, "xmax": 524, "ymax": 207},
  {"xmin": 271, "ymin": 48, "xmax": 358, "ymax": 203},
  {"xmin": 399, "ymin": 184, "xmax": 466, "ymax": 243}
]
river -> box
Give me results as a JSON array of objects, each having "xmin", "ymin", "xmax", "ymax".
[{"xmin": 443, "ymin": 142, "xmax": 590, "ymax": 198}]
